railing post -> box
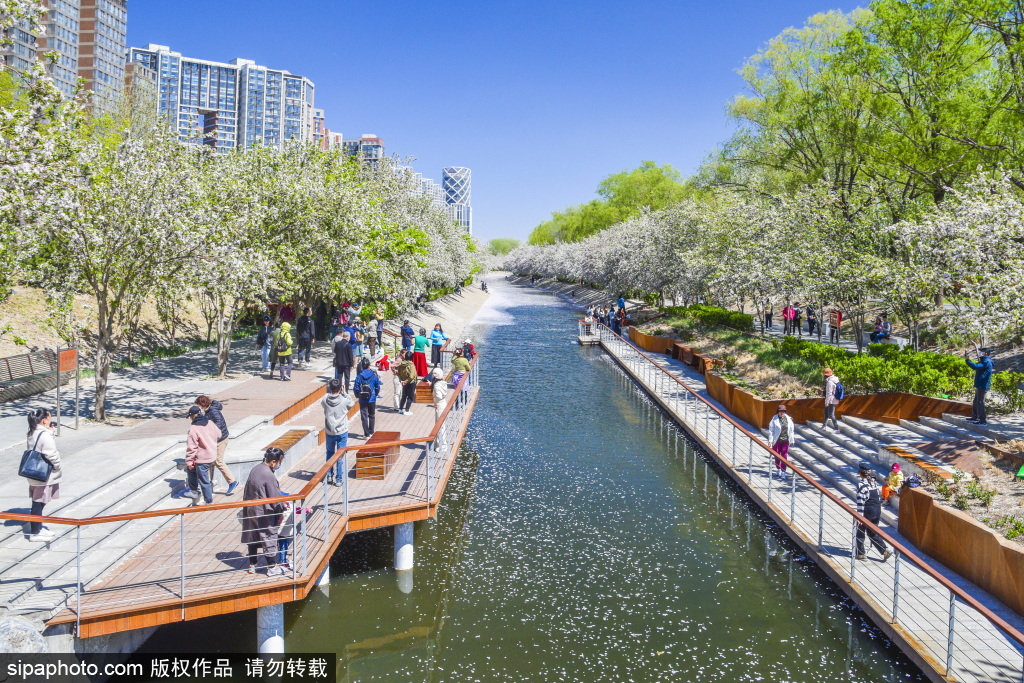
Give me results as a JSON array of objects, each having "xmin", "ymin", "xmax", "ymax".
[
  {"xmin": 179, "ymin": 514, "xmax": 186, "ymax": 601},
  {"xmin": 75, "ymin": 526, "xmax": 81, "ymax": 635},
  {"xmin": 817, "ymin": 490, "xmax": 824, "ymax": 547},
  {"xmin": 768, "ymin": 461, "xmax": 773, "ymax": 502},
  {"xmin": 717, "ymin": 417, "xmax": 722, "ymax": 453},
  {"xmin": 892, "ymin": 551, "xmax": 900, "ymax": 624},
  {"xmin": 731, "ymin": 427, "xmax": 736, "ymax": 467},
  {"xmin": 747, "ymin": 440, "xmax": 753, "ymax": 483},
  {"xmin": 947, "ymin": 592, "xmax": 956, "ymax": 677},
  {"xmin": 789, "ymin": 471, "xmax": 796, "ymax": 524},
  {"xmin": 427, "ymin": 441, "xmax": 435, "ymax": 502},
  {"xmin": 322, "ymin": 477, "xmax": 330, "ymax": 541},
  {"xmin": 342, "ymin": 452, "xmax": 349, "ymax": 517},
  {"xmin": 301, "ymin": 498, "xmax": 308, "ymax": 576},
  {"xmin": 850, "ymin": 520, "xmax": 858, "ymax": 583}
]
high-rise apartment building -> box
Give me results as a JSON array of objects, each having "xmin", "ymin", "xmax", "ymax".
[
  {"xmin": 342, "ymin": 134, "xmax": 385, "ymax": 163},
  {"xmin": 1, "ymin": 0, "xmax": 126, "ymax": 102},
  {"xmin": 443, "ymin": 166, "xmax": 473, "ymax": 233},
  {"xmin": 77, "ymin": 0, "xmax": 127, "ymax": 101},
  {"xmin": 127, "ymin": 44, "xmax": 316, "ymax": 151}
]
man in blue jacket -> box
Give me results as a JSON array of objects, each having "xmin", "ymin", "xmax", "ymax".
[
  {"xmin": 353, "ymin": 358, "xmax": 383, "ymax": 438},
  {"xmin": 965, "ymin": 348, "xmax": 994, "ymax": 425}
]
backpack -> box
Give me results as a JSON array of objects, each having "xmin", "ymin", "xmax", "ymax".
[
  {"xmin": 357, "ymin": 374, "xmax": 375, "ymax": 401},
  {"xmin": 276, "ymin": 333, "xmax": 289, "ymax": 353},
  {"xmin": 834, "ymin": 381, "xmax": 845, "ymax": 401}
]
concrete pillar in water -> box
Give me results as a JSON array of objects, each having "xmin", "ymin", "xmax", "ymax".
[
  {"xmin": 256, "ymin": 603, "xmax": 284, "ymax": 654},
  {"xmin": 394, "ymin": 521, "xmax": 414, "ymax": 594},
  {"xmin": 316, "ymin": 565, "xmax": 329, "ymax": 588}
]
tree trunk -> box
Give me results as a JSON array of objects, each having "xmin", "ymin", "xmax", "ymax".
[
  {"xmin": 215, "ymin": 294, "xmax": 236, "ymax": 378},
  {"xmin": 93, "ymin": 297, "xmax": 113, "ymax": 422}
]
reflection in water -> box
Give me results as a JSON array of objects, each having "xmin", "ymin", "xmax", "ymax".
[{"xmin": 138, "ymin": 281, "xmax": 924, "ymax": 682}]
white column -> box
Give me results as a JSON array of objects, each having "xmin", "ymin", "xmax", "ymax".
[
  {"xmin": 256, "ymin": 603, "xmax": 284, "ymax": 654},
  {"xmin": 394, "ymin": 522, "xmax": 414, "ymax": 571},
  {"xmin": 316, "ymin": 565, "xmax": 330, "ymax": 588}
]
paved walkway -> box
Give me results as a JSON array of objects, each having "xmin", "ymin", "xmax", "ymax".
[{"xmin": 601, "ymin": 330, "xmax": 1024, "ymax": 683}]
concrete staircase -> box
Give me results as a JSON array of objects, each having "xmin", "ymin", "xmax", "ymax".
[
  {"xmin": 762, "ymin": 413, "xmax": 998, "ymax": 526},
  {"xmin": 0, "ymin": 417, "xmax": 321, "ymax": 617}
]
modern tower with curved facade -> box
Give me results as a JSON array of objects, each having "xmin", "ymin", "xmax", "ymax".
[{"xmin": 442, "ymin": 166, "xmax": 473, "ymax": 234}]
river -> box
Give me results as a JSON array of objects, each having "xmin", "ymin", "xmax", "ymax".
[{"xmin": 140, "ymin": 278, "xmax": 924, "ymax": 681}]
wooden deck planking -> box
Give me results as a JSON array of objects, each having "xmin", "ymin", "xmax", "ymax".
[{"xmin": 48, "ymin": 383, "xmax": 479, "ymax": 635}]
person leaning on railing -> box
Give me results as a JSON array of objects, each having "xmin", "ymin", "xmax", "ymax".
[
  {"xmin": 22, "ymin": 408, "xmax": 61, "ymax": 542},
  {"xmin": 242, "ymin": 447, "xmax": 288, "ymax": 576}
]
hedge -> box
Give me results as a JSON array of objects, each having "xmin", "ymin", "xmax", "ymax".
[{"xmin": 662, "ymin": 305, "xmax": 755, "ymax": 333}]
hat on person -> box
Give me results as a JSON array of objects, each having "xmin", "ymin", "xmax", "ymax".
[
  {"xmin": 431, "ymin": 367, "xmax": 444, "ymax": 380},
  {"xmin": 187, "ymin": 406, "xmax": 203, "ymax": 418},
  {"xmin": 776, "ymin": 405, "xmax": 787, "ymax": 412},
  {"xmin": 263, "ymin": 315, "xmax": 271, "ymax": 322},
  {"xmin": 858, "ymin": 461, "xmax": 873, "ymax": 474},
  {"xmin": 980, "ymin": 347, "xmax": 992, "ymax": 355},
  {"xmin": 464, "ymin": 338, "xmax": 472, "ymax": 344},
  {"xmin": 891, "ymin": 463, "xmax": 901, "ymax": 472},
  {"xmin": 823, "ymin": 367, "xmax": 834, "ymax": 376}
]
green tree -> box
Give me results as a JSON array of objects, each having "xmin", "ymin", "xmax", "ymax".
[{"xmin": 488, "ymin": 238, "xmax": 521, "ymax": 255}]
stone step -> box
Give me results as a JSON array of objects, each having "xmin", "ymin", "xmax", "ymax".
[
  {"xmin": 942, "ymin": 413, "xmax": 1004, "ymax": 441},
  {"xmin": 842, "ymin": 416, "xmax": 937, "ymax": 447},
  {"xmin": 798, "ymin": 423, "xmax": 876, "ymax": 470},
  {"xmin": 896, "ymin": 419, "xmax": 962, "ymax": 443},
  {"xmin": 919, "ymin": 415, "xmax": 983, "ymax": 441},
  {"xmin": 802, "ymin": 422, "xmax": 878, "ymax": 464}
]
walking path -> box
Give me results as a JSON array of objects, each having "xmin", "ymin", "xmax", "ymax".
[{"xmin": 595, "ymin": 326, "xmax": 1024, "ymax": 683}]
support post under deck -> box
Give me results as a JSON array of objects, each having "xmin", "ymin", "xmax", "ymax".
[{"xmin": 256, "ymin": 603, "xmax": 284, "ymax": 654}]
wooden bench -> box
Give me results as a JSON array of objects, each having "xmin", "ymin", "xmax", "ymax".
[
  {"xmin": 0, "ymin": 351, "xmax": 57, "ymax": 390},
  {"xmin": 414, "ymin": 372, "xmax": 453, "ymax": 403},
  {"xmin": 354, "ymin": 430, "xmax": 401, "ymax": 480}
]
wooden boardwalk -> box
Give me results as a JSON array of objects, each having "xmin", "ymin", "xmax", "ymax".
[
  {"xmin": 597, "ymin": 329, "xmax": 1024, "ymax": 683},
  {"xmin": 45, "ymin": 365, "xmax": 480, "ymax": 638}
]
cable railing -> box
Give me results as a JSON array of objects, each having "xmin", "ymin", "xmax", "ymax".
[
  {"xmin": 583, "ymin": 320, "xmax": 1024, "ymax": 683},
  {"xmin": 0, "ymin": 352, "xmax": 481, "ymax": 634}
]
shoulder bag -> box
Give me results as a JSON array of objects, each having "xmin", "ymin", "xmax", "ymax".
[{"xmin": 19, "ymin": 432, "xmax": 53, "ymax": 483}]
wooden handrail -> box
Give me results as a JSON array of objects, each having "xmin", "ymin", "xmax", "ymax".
[
  {"xmin": 0, "ymin": 351, "xmax": 481, "ymax": 528},
  {"xmin": 592, "ymin": 322, "xmax": 1024, "ymax": 649}
]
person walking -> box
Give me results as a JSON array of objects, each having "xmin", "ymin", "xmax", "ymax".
[
  {"xmin": 412, "ymin": 327, "xmax": 431, "ymax": 378},
  {"xmin": 22, "ymin": 408, "xmax": 61, "ymax": 542},
  {"xmin": 768, "ymin": 405, "xmax": 795, "ymax": 480},
  {"xmin": 241, "ymin": 447, "xmax": 288, "ymax": 576},
  {"xmin": 617, "ymin": 295, "xmax": 626, "ymax": 311},
  {"xmin": 333, "ymin": 329, "xmax": 354, "ymax": 391},
  {"xmin": 823, "ymin": 367, "xmax": 841, "ymax": 430},
  {"xmin": 396, "ymin": 351, "xmax": 418, "ymax": 415},
  {"xmin": 256, "ymin": 315, "xmax": 273, "ymax": 373},
  {"xmin": 322, "ymin": 379, "xmax": 355, "ymax": 486},
  {"xmin": 764, "ymin": 301, "xmax": 773, "ymax": 331},
  {"xmin": 295, "ymin": 307, "xmax": 315, "ymax": 368},
  {"xmin": 429, "ymin": 323, "xmax": 449, "ymax": 368},
  {"xmin": 195, "ymin": 396, "xmax": 238, "ymax": 496},
  {"xmin": 374, "ymin": 308, "xmax": 385, "ymax": 348},
  {"xmin": 401, "ymin": 320, "xmax": 415, "ymax": 355},
  {"xmin": 276, "ymin": 322, "xmax": 294, "ymax": 381},
  {"xmin": 184, "ymin": 406, "xmax": 219, "ymax": 505},
  {"xmin": 353, "ymin": 357, "xmax": 383, "ymax": 438},
  {"xmin": 965, "ymin": 347, "xmax": 994, "ymax": 425},
  {"xmin": 782, "ymin": 303, "xmax": 795, "ymax": 335},
  {"xmin": 268, "ymin": 322, "xmax": 280, "ymax": 378},
  {"xmin": 855, "ymin": 461, "xmax": 891, "ymax": 561},
  {"xmin": 792, "ymin": 303, "xmax": 803, "ymax": 338},
  {"xmin": 806, "ymin": 305, "xmax": 817, "ymax": 337},
  {"xmin": 828, "ymin": 309, "xmax": 843, "ymax": 344}
]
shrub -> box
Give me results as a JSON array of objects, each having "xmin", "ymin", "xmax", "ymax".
[
  {"xmin": 992, "ymin": 372, "xmax": 1024, "ymax": 413},
  {"xmin": 723, "ymin": 354, "xmax": 738, "ymax": 371},
  {"xmin": 661, "ymin": 305, "xmax": 754, "ymax": 332}
]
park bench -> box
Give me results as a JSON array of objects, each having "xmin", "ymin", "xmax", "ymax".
[
  {"xmin": 354, "ymin": 431, "xmax": 401, "ymax": 480},
  {"xmin": 0, "ymin": 350, "xmax": 58, "ymax": 402},
  {"xmin": 864, "ymin": 332, "xmax": 911, "ymax": 350}
]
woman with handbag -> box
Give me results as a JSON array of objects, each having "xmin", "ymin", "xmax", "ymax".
[{"xmin": 21, "ymin": 408, "xmax": 61, "ymax": 542}]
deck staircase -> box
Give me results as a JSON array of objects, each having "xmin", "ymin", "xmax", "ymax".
[{"xmin": 0, "ymin": 417, "xmax": 319, "ymax": 618}]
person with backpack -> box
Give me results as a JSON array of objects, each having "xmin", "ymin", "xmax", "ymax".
[
  {"xmin": 401, "ymin": 320, "xmax": 415, "ymax": 355},
  {"xmin": 412, "ymin": 327, "xmax": 431, "ymax": 378},
  {"xmin": 22, "ymin": 408, "xmax": 61, "ymax": 542},
  {"xmin": 965, "ymin": 347, "xmax": 994, "ymax": 425},
  {"xmin": 823, "ymin": 367, "xmax": 843, "ymax": 430},
  {"xmin": 767, "ymin": 405, "xmax": 795, "ymax": 480},
  {"xmin": 322, "ymin": 379, "xmax": 354, "ymax": 485},
  {"xmin": 184, "ymin": 405, "xmax": 219, "ymax": 505},
  {"xmin": 295, "ymin": 307, "xmax": 315, "ymax": 368},
  {"xmin": 353, "ymin": 357, "xmax": 383, "ymax": 438},
  {"xmin": 461, "ymin": 338, "xmax": 475, "ymax": 361},
  {"xmin": 256, "ymin": 315, "xmax": 273, "ymax": 372},
  {"xmin": 333, "ymin": 330, "xmax": 354, "ymax": 391},
  {"xmin": 396, "ymin": 351, "xmax": 418, "ymax": 415},
  {"xmin": 429, "ymin": 323, "xmax": 449, "ymax": 368},
  {"xmin": 855, "ymin": 461, "xmax": 892, "ymax": 562},
  {"xmin": 195, "ymin": 396, "xmax": 237, "ymax": 496},
  {"xmin": 276, "ymin": 322, "xmax": 294, "ymax": 381}
]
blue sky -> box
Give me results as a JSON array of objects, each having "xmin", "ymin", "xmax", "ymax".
[{"xmin": 128, "ymin": 1, "xmax": 859, "ymax": 243}]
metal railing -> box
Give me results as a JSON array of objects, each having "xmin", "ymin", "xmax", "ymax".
[
  {"xmin": 585, "ymin": 321, "xmax": 1024, "ymax": 683},
  {"xmin": 0, "ymin": 352, "xmax": 481, "ymax": 634}
]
